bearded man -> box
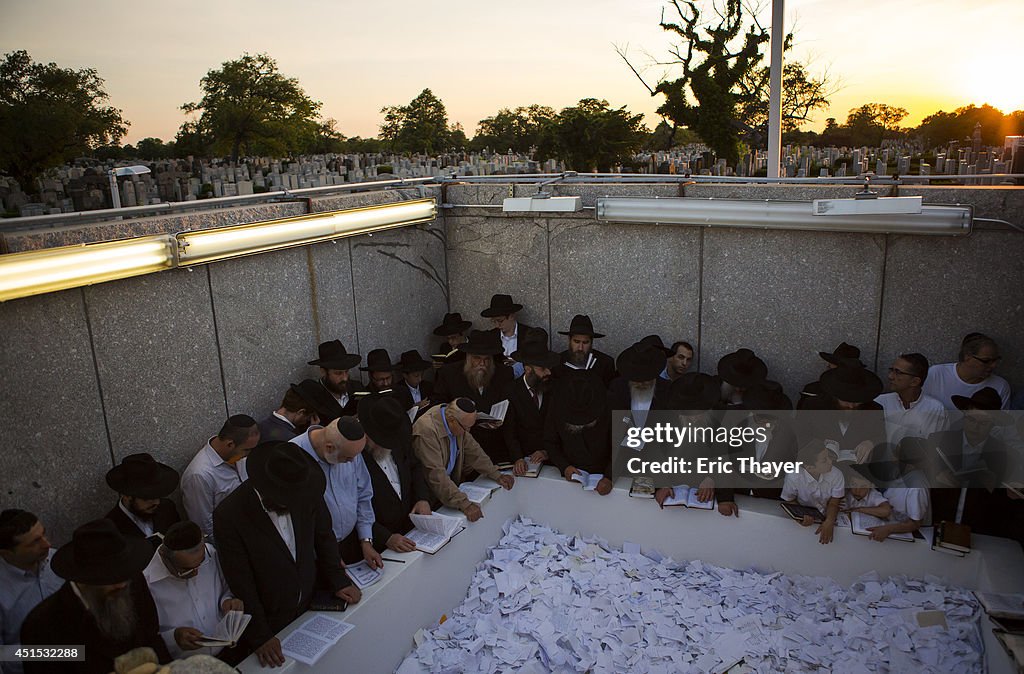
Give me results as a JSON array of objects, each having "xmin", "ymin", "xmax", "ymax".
[
  {"xmin": 503, "ymin": 340, "xmax": 560, "ymax": 475},
  {"xmin": 554, "ymin": 314, "xmax": 616, "ymax": 388}
]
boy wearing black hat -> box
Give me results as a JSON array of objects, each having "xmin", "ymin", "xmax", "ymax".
[
  {"xmin": 481, "ymin": 294, "xmax": 534, "ymax": 378},
  {"xmin": 104, "ymin": 453, "xmax": 182, "ymax": 549},
  {"xmin": 392, "ymin": 350, "xmax": 435, "ymax": 415},
  {"xmin": 257, "ymin": 380, "xmax": 326, "ymax": 443}
]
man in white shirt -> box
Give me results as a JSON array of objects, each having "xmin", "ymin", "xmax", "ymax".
[
  {"xmin": 875, "ymin": 353, "xmax": 948, "ymax": 445},
  {"xmin": 922, "ymin": 332, "xmax": 1011, "ymax": 410},
  {"xmin": 143, "ymin": 522, "xmax": 242, "ymax": 661},
  {"xmin": 181, "ymin": 415, "xmax": 260, "ymax": 539}
]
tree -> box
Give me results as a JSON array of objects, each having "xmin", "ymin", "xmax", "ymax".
[
  {"xmin": 474, "ymin": 105, "xmax": 555, "ymax": 153},
  {"xmin": 379, "ymin": 88, "xmax": 453, "ymax": 154},
  {"xmin": 181, "ymin": 53, "xmax": 321, "ymax": 162},
  {"xmin": 736, "ymin": 59, "xmax": 832, "ymax": 134},
  {"xmin": 536, "ymin": 98, "xmax": 647, "ymax": 172},
  {"xmin": 0, "ymin": 50, "xmax": 127, "ymax": 190},
  {"xmin": 134, "ymin": 137, "xmax": 175, "ymax": 160}
]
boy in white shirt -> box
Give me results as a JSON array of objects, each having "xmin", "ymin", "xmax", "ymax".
[
  {"xmin": 782, "ymin": 440, "xmax": 845, "ymax": 544},
  {"xmin": 841, "ymin": 470, "xmax": 892, "ymax": 519}
]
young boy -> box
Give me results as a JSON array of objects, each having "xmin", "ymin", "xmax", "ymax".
[
  {"xmin": 782, "ymin": 439, "xmax": 845, "ymax": 544},
  {"xmin": 871, "ymin": 437, "xmax": 932, "ymax": 541},
  {"xmin": 841, "ymin": 469, "xmax": 892, "ymax": 519}
]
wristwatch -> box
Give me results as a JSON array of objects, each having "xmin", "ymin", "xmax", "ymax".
[{"xmin": 361, "ymin": 537, "xmax": 372, "ymax": 545}]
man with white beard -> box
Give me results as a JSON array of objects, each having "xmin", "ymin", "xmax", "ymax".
[
  {"xmin": 433, "ymin": 330, "xmax": 514, "ymax": 464},
  {"xmin": 607, "ymin": 341, "xmax": 672, "ymax": 424},
  {"xmin": 21, "ymin": 519, "xmax": 170, "ymax": 674}
]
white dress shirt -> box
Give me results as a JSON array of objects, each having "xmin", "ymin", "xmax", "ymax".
[
  {"xmin": 374, "ymin": 449, "xmax": 403, "ymax": 499},
  {"xmin": 781, "ymin": 466, "xmax": 846, "ymax": 513},
  {"xmin": 500, "ymin": 324, "xmax": 519, "ymax": 357},
  {"xmin": 143, "ymin": 543, "xmax": 233, "ymax": 659},
  {"xmin": 181, "ymin": 440, "xmax": 243, "ymax": 538},
  {"xmin": 875, "ymin": 391, "xmax": 948, "ymax": 445},
  {"xmin": 407, "ymin": 383, "xmax": 422, "ymax": 405}
]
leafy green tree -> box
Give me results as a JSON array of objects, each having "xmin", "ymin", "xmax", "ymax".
[
  {"xmin": 181, "ymin": 53, "xmax": 321, "ymax": 162},
  {"xmin": 916, "ymin": 104, "xmax": 1008, "ymax": 147},
  {"xmin": 737, "ymin": 59, "xmax": 831, "ymax": 134},
  {"xmin": 304, "ymin": 118, "xmax": 346, "ymax": 154},
  {"xmin": 379, "ymin": 88, "xmax": 452, "ymax": 153},
  {"xmin": 0, "ymin": 50, "xmax": 127, "ymax": 191},
  {"xmin": 134, "ymin": 137, "xmax": 175, "ymax": 159},
  {"xmin": 536, "ymin": 98, "xmax": 647, "ymax": 172},
  {"xmin": 474, "ymin": 105, "xmax": 556, "ymax": 153}
]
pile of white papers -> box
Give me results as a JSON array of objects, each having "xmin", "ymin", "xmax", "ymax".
[{"xmin": 397, "ymin": 518, "xmax": 984, "ymax": 673}]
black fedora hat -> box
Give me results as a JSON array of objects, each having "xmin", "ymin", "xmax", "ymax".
[
  {"xmin": 246, "ymin": 441, "xmax": 326, "ymax": 508},
  {"xmin": 511, "ymin": 339, "xmax": 560, "ymax": 370},
  {"xmin": 819, "ymin": 342, "xmax": 864, "ymax": 368},
  {"xmin": 395, "ymin": 350, "xmax": 433, "ymax": 373},
  {"xmin": 819, "ymin": 366, "xmax": 883, "ymax": 404},
  {"xmin": 952, "ymin": 387, "xmax": 1010, "ymax": 423},
  {"xmin": 617, "ymin": 342, "xmax": 666, "ymax": 382},
  {"xmin": 51, "ymin": 519, "xmax": 154, "ymax": 585},
  {"xmin": 717, "ymin": 348, "xmax": 768, "ymax": 388},
  {"xmin": 457, "ymin": 329, "xmax": 504, "ymax": 356},
  {"xmin": 289, "ymin": 379, "xmax": 336, "ymax": 420},
  {"xmin": 360, "ymin": 348, "xmax": 395, "ymax": 373},
  {"xmin": 555, "ymin": 371, "xmax": 607, "ymax": 426},
  {"xmin": 308, "ymin": 339, "xmax": 361, "ymax": 370},
  {"xmin": 433, "ymin": 312, "xmax": 473, "ymax": 337},
  {"xmin": 480, "ymin": 294, "xmax": 523, "ymax": 318},
  {"xmin": 741, "ymin": 381, "xmax": 793, "ymax": 412},
  {"xmin": 558, "ymin": 314, "xmax": 605, "ymax": 339},
  {"xmin": 358, "ymin": 394, "xmax": 412, "ymax": 449},
  {"xmin": 667, "ymin": 373, "xmax": 721, "ymax": 411},
  {"xmin": 106, "ymin": 453, "xmax": 179, "ymax": 499},
  {"xmin": 638, "ymin": 335, "xmax": 672, "ymax": 356}
]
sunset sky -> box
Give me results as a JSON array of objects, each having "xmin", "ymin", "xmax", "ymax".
[{"xmin": 3, "ymin": 0, "xmax": 1021, "ymax": 144}]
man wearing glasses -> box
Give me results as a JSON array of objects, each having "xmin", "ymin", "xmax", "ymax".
[
  {"xmin": 922, "ymin": 332, "xmax": 1011, "ymax": 410},
  {"xmin": 143, "ymin": 521, "xmax": 243, "ymax": 661},
  {"xmin": 874, "ymin": 353, "xmax": 948, "ymax": 445}
]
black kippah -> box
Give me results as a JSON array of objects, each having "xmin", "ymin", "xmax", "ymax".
[
  {"xmin": 0, "ymin": 509, "xmax": 28, "ymax": 526},
  {"xmin": 337, "ymin": 416, "xmax": 365, "ymax": 441},
  {"xmin": 454, "ymin": 398, "xmax": 476, "ymax": 413},
  {"xmin": 164, "ymin": 521, "xmax": 203, "ymax": 551}
]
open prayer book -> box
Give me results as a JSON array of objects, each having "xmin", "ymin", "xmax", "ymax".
[
  {"xmin": 935, "ymin": 446, "xmax": 989, "ymax": 481},
  {"xmin": 497, "ymin": 461, "xmax": 542, "ymax": 477},
  {"xmin": 345, "ymin": 560, "xmax": 384, "ymax": 589},
  {"xmin": 458, "ymin": 482, "xmax": 497, "ymax": 504},
  {"xmin": 407, "ymin": 512, "xmax": 465, "ymax": 554},
  {"xmin": 780, "ymin": 502, "xmax": 826, "ymax": 523},
  {"xmin": 661, "ymin": 486, "xmax": 715, "ymax": 509},
  {"xmin": 850, "ymin": 511, "xmax": 915, "ymax": 542},
  {"xmin": 196, "ymin": 610, "xmax": 251, "ymax": 648},
  {"xmin": 475, "ymin": 399, "xmax": 509, "ymax": 423},
  {"xmin": 974, "ymin": 592, "xmax": 1024, "ymax": 620},
  {"xmin": 570, "ymin": 470, "xmax": 604, "ymax": 490},
  {"xmin": 629, "ymin": 478, "xmax": 656, "ymax": 498}
]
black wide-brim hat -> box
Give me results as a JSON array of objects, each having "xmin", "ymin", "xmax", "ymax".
[
  {"xmin": 395, "ymin": 350, "xmax": 433, "ymax": 373},
  {"xmin": 741, "ymin": 381, "xmax": 793, "ymax": 412},
  {"xmin": 667, "ymin": 373, "xmax": 721, "ymax": 410},
  {"xmin": 360, "ymin": 348, "xmax": 395, "ymax": 373},
  {"xmin": 819, "ymin": 341, "xmax": 863, "ymax": 367},
  {"xmin": 308, "ymin": 339, "xmax": 361, "ymax": 370},
  {"xmin": 358, "ymin": 394, "xmax": 412, "ymax": 449},
  {"xmin": 952, "ymin": 386, "xmax": 1010, "ymax": 423},
  {"xmin": 510, "ymin": 340, "xmax": 560, "ymax": 369},
  {"xmin": 819, "ymin": 365, "xmax": 883, "ymax": 404},
  {"xmin": 457, "ymin": 329, "xmax": 504, "ymax": 356},
  {"xmin": 638, "ymin": 334, "xmax": 672, "ymax": 356},
  {"xmin": 105, "ymin": 453, "xmax": 179, "ymax": 499},
  {"xmin": 51, "ymin": 518, "xmax": 154, "ymax": 585},
  {"xmin": 433, "ymin": 312, "xmax": 473, "ymax": 337},
  {"xmin": 246, "ymin": 441, "xmax": 326, "ymax": 508},
  {"xmin": 480, "ymin": 293, "xmax": 523, "ymax": 317},
  {"xmin": 717, "ymin": 348, "xmax": 768, "ymax": 388},
  {"xmin": 617, "ymin": 342, "xmax": 666, "ymax": 382},
  {"xmin": 555, "ymin": 371, "xmax": 607, "ymax": 426},
  {"xmin": 290, "ymin": 379, "xmax": 336, "ymax": 420},
  {"xmin": 558, "ymin": 314, "xmax": 605, "ymax": 339}
]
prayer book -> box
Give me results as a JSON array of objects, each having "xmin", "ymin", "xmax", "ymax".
[
  {"xmin": 570, "ymin": 470, "xmax": 603, "ymax": 490},
  {"xmin": 308, "ymin": 590, "xmax": 348, "ymax": 612},
  {"xmin": 196, "ymin": 610, "xmax": 251, "ymax": 648},
  {"xmin": 993, "ymin": 630, "xmax": 1024, "ymax": 671},
  {"xmin": 475, "ymin": 399, "xmax": 509, "ymax": 423},
  {"xmin": 407, "ymin": 405, "xmax": 420, "ymax": 422},
  {"xmin": 935, "ymin": 447, "xmax": 989, "ymax": 481},
  {"xmin": 1003, "ymin": 482, "xmax": 1024, "ymax": 499},
  {"xmin": 497, "ymin": 461, "xmax": 542, "ymax": 478},
  {"xmin": 628, "ymin": 477, "xmax": 656, "ymax": 499},
  {"xmin": 458, "ymin": 483, "xmax": 495, "ymax": 504},
  {"xmin": 931, "ymin": 521, "xmax": 971, "ymax": 556},
  {"xmin": 780, "ymin": 502, "xmax": 825, "ymax": 523},
  {"xmin": 345, "ymin": 560, "xmax": 384, "ymax": 589},
  {"xmin": 660, "ymin": 486, "xmax": 715, "ymax": 510},
  {"xmin": 850, "ymin": 511, "xmax": 914, "ymax": 542},
  {"xmin": 407, "ymin": 512, "xmax": 465, "ymax": 554},
  {"xmin": 431, "ymin": 348, "xmax": 459, "ymax": 362},
  {"xmin": 281, "ymin": 614, "xmax": 355, "ymax": 666},
  {"xmin": 974, "ymin": 592, "xmax": 1024, "ymax": 620}
]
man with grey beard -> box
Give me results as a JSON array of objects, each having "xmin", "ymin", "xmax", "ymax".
[
  {"xmin": 434, "ymin": 330, "xmax": 514, "ymax": 464},
  {"xmin": 607, "ymin": 341, "xmax": 672, "ymax": 424},
  {"xmin": 21, "ymin": 519, "xmax": 170, "ymax": 674}
]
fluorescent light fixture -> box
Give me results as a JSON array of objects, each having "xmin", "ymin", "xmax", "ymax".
[
  {"xmin": 0, "ymin": 235, "xmax": 175, "ymax": 302},
  {"xmin": 502, "ymin": 196, "xmax": 583, "ymax": 213},
  {"xmin": 176, "ymin": 198, "xmax": 436, "ymax": 265},
  {"xmin": 596, "ymin": 197, "xmax": 972, "ymax": 235}
]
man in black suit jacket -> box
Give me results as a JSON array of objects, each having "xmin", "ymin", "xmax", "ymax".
[
  {"xmin": 481, "ymin": 293, "xmax": 534, "ymax": 378},
  {"xmin": 392, "ymin": 350, "xmax": 435, "ymax": 418},
  {"xmin": 21, "ymin": 519, "xmax": 170, "ymax": 674},
  {"xmin": 504, "ymin": 339, "xmax": 560, "ymax": 475},
  {"xmin": 104, "ymin": 454, "xmax": 182, "ymax": 550},
  {"xmin": 257, "ymin": 380, "xmax": 327, "ymax": 443},
  {"xmin": 433, "ymin": 330, "xmax": 515, "ymax": 464},
  {"xmin": 607, "ymin": 341, "xmax": 672, "ymax": 418},
  {"xmin": 554, "ymin": 314, "xmax": 616, "ymax": 388},
  {"xmin": 308, "ymin": 339, "xmax": 365, "ymax": 422},
  {"xmin": 213, "ymin": 442, "xmax": 356, "ymax": 667},
  {"xmin": 357, "ymin": 395, "xmax": 434, "ymax": 553}
]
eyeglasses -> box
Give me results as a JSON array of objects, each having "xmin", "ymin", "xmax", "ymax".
[
  {"xmin": 969, "ymin": 354, "xmax": 1002, "ymax": 365},
  {"xmin": 887, "ymin": 367, "xmax": 916, "ymax": 377}
]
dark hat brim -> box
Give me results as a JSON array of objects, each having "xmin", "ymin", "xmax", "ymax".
[
  {"xmin": 396, "ymin": 357, "xmax": 434, "ymax": 372},
  {"xmin": 557, "ymin": 329, "xmax": 606, "ymax": 339},
  {"xmin": 951, "ymin": 395, "xmax": 1011, "ymax": 423},
  {"xmin": 717, "ymin": 352, "xmax": 768, "ymax": 388},
  {"xmin": 308, "ymin": 354, "xmax": 362, "ymax": 370},
  {"xmin": 617, "ymin": 347, "xmax": 665, "ymax": 382},
  {"xmin": 820, "ymin": 352, "xmax": 865, "ymax": 368},
  {"xmin": 358, "ymin": 395, "xmax": 412, "ymax": 448},
  {"xmin": 433, "ymin": 321, "xmax": 472, "ymax": 336},
  {"xmin": 51, "ymin": 536, "xmax": 154, "ymax": 585},
  {"xmin": 105, "ymin": 462, "xmax": 179, "ymax": 499},
  {"xmin": 246, "ymin": 442, "xmax": 325, "ymax": 508},
  {"xmin": 480, "ymin": 304, "xmax": 523, "ymax": 318},
  {"xmin": 819, "ymin": 368, "xmax": 883, "ymax": 404},
  {"xmin": 510, "ymin": 348, "xmax": 561, "ymax": 370},
  {"xmin": 360, "ymin": 363, "xmax": 396, "ymax": 372}
]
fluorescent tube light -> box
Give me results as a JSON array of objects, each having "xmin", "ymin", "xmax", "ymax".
[
  {"xmin": 502, "ymin": 196, "xmax": 583, "ymax": 213},
  {"xmin": 176, "ymin": 198, "xmax": 437, "ymax": 265},
  {"xmin": 0, "ymin": 235, "xmax": 175, "ymax": 302},
  {"xmin": 596, "ymin": 197, "xmax": 972, "ymax": 235}
]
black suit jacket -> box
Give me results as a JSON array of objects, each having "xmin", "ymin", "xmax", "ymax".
[
  {"xmin": 555, "ymin": 349, "xmax": 617, "ymax": 388},
  {"xmin": 21, "ymin": 578, "xmax": 170, "ymax": 674},
  {"xmin": 502, "ymin": 376, "xmax": 551, "ymax": 462},
  {"xmin": 104, "ymin": 499, "xmax": 181, "ymax": 550},
  {"xmin": 391, "ymin": 380, "xmax": 434, "ymax": 415},
  {"xmin": 365, "ymin": 445, "xmax": 433, "ymax": 548},
  {"xmin": 714, "ymin": 415, "xmax": 799, "ymax": 503},
  {"xmin": 213, "ymin": 482, "xmax": 350, "ymax": 649},
  {"xmin": 316, "ymin": 379, "xmax": 364, "ymax": 423},
  {"xmin": 258, "ymin": 414, "xmax": 300, "ymax": 443},
  {"xmin": 432, "ymin": 359, "xmax": 515, "ymax": 464},
  {"xmin": 795, "ymin": 402, "xmax": 887, "ymax": 460}
]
